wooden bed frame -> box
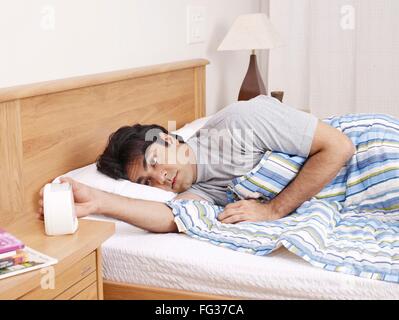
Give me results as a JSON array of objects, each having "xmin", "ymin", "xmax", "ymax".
[{"xmin": 0, "ymin": 58, "xmax": 236, "ymax": 299}]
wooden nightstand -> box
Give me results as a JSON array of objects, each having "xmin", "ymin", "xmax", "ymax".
[{"xmin": 0, "ymin": 215, "xmax": 114, "ymax": 300}]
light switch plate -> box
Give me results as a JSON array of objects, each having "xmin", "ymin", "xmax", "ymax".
[{"xmin": 187, "ymin": 6, "xmax": 206, "ymax": 44}]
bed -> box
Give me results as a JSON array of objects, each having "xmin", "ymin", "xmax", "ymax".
[{"xmin": 1, "ymin": 59, "xmax": 398, "ymax": 300}]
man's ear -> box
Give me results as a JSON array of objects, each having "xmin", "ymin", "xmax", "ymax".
[{"xmin": 159, "ymin": 132, "xmax": 180, "ymax": 146}]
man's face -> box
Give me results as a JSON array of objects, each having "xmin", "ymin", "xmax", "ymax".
[{"xmin": 127, "ymin": 133, "xmax": 196, "ymax": 193}]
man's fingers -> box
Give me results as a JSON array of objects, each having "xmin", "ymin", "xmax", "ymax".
[
  {"xmin": 60, "ymin": 177, "xmax": 85, "ymax": 198},
  {"xmin": 60, "ymin": 176, "xmax": 81, "ymax": 190},
  {"xmin": 39, "ymin": 187, "xmax": 44, "ymax": 197},
  {"xmin": 218, "ymin": 209, "xmax": 236, "ymax": 221},
  {"xmin": 221, "ymin": 214, "xmax": 247, "ymax": 224},
  {"xmin": 36, "ymin": 211, "xmax": 44, "ymax": 220},
  {"xmin": 219, "ymin": 208, "xmax": 246, "ymax": 224},
  {"xmin": 225, "ymin": 201, "xmax": 243, "ymax": 209},
  {"xmin": 37, "ymin": 205, "xmax": 43, "ymax": 217},
  {"xmin": 59, "ymin": 176, "xmax": 74, "ymax": 185}
]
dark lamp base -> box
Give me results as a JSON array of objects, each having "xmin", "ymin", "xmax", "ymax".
[{"xmin": 238, "ymin": 54, "xmax": 267, "ymax": 101}]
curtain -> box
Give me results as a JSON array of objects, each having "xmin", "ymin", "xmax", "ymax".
[{"xmin": 266, "ymin": 0, "xmax": 399, "ymax": 119}]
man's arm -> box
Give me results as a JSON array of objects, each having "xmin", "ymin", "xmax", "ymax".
[
  {"xmin": 96, "ymin": 191, "xmax": 178, "ymax": 233},
  {"xmin": 98, "ymin": 190, "xmax": 206, "ymax": 232},
  {"xmin": 219, "ymin": 120, "xmax": 355, "ymax": 223},
  {"xmin": 269, "ymin": 120, "xmax": 355, "ymax": 218},
  {"xmin": 37, "ymin": 177, "xmax": 208, "ymax": 233},
  {"xmin": 55, "ymin": 177, "xmax": 178, "ymax": 233}
]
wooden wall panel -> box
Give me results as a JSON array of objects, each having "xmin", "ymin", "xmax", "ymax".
[
  {"xmin": 0, "ymin": 101, "xmax": 24, "ymax": 224},
  {"xmin": 194, "ymin": 66, "xmax": 206, "ymax": 119}
]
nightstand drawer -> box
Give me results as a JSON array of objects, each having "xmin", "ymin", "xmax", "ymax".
[
  {"xmin": 54, "ymin": 272, "xmax": 97, "ymax": 300},
  {"xmin": 71, "ymin": 282, "xmax": 98, "ymax": 300},
  {"xmin": 20, "ymin": 251, "xmax": 97, "ymax": 300}
]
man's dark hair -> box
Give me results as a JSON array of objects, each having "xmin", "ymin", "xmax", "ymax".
[
  {"xmin": 96, "ymin": 124, "xmax": 166, "ymax": 180},
  {"xmin": 96, "ymin": 124, "xmax": 183, "ymax": 180}
]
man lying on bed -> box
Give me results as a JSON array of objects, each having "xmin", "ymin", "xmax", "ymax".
[{"xmin": 37, "ymin": 95, "xmax": 355, "ymax": 233}]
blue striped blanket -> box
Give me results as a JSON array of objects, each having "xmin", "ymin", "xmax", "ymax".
[{"xmin": 166, "ymin": 114, "xmax": 399, "ymax": 283}]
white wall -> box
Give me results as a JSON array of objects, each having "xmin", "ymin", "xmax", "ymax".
[
  {"xmin": 266, "ymin": 0, "xmax": 399, "ymax": 118},
  {"xmin": 266, "ymin": 0, "xmax": 311, "ymax": 111},
  {"xmin": 0, "ymin": 0, "xmax": 260, "ymax": 115}
]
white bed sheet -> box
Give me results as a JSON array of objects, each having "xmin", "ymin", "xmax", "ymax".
[{"xmin": 86, "ymin": 216, "xmax": 399, "ymax": 300}]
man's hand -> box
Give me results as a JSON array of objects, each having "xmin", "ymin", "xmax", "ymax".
[
  {"xmin": 37, "ymin": 177, "xmax": 177, "ymax": 233},
  {"xmin": 37, "ymin": 177, "xmax": 101, "ymax": 220},
  {"xmin": 218, "ymin": 199, "xmax": 281, "ymax": 224}
]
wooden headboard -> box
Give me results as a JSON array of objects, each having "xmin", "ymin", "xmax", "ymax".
[{"xmin": 0, "ymin": 59, "xmax": 209, "ymax": 225}]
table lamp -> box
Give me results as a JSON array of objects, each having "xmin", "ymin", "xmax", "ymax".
[{"xmin": 217, "ymin": 13, "xmax": 283, "ymax": 101}]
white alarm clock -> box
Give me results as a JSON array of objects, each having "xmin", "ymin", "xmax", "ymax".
[{"xmin": 43, "ymin": 182, "xmax": 79, "ymax": 236}]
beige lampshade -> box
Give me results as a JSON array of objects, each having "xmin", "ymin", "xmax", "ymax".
[{"xmin": 218, "ymin": 13, "xmax": 283, "ymax": 51}]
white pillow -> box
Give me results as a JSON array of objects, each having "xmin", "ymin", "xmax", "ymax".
[
  {"xmin": 53, "ymin": 163, "xmax": 177, "ymax": 202},
  {"xmin": 171, "ymin": 116, "xmax": 211, "ymax": 141},
  {"xmin": 53, "ymin": 116, "xmax": 211, "ymax": 202}
]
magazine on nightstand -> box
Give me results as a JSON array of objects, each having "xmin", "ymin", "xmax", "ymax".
[{"xmin": 0, "ymin": 246, "xmax": 58, "ymax": 280}]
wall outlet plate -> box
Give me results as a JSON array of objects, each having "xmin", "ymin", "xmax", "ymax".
[{"xmin": 187, "ymin": 6, "xmax": 206, "ymax": 44}]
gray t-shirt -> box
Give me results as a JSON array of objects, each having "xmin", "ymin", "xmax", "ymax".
[{"xmin": 182, "ymin": 95, "xmax": 318, "ymax": 206}]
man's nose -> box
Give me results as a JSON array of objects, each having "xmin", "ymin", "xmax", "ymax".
[{"xmin": 154, "ymin": 168, "xmax": 168, "ymax": 184}]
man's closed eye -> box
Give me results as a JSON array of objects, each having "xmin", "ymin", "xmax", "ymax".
[{"xmin": 136, "ymin": 176, "xmax": 151, "ymax": 186}]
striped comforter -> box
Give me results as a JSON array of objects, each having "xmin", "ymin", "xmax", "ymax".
[{"xmin": 166, "ymin": 114, "xmax": 399, "ymax": 283}]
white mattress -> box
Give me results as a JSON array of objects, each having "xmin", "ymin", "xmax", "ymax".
[{"xmin": 86, "ymin": 216, "xmax": 399, "ymax": 300}]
